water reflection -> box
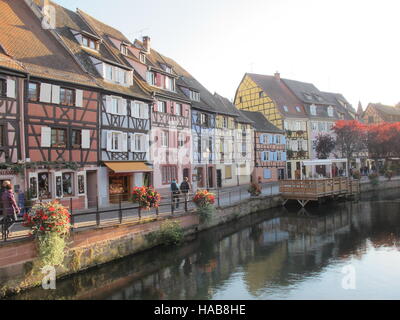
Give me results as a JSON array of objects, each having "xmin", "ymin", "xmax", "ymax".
[{"xmin": 10, "ymin": 190, "xmax": 400, "ymax": 300}]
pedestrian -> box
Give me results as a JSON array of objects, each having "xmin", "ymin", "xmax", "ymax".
[
  {"xmin": 180, "ymin": 177, "xmax": 191, "ymax": 203},
  {"xmin": 170, "ymin": 179, "xmax": 180, "ymax": 209},
  {"xmin": 1, "ymin": 181, "xmax": 19, "ymax": 236}
]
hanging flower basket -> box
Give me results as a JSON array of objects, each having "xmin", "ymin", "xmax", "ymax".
[
  {"xmin": 132, "ymin": 186, "xmax": 161, "ymax": 210},
  {"xmin": 23, "ymin": 201, "xmax": 71, "ymax": 267}
]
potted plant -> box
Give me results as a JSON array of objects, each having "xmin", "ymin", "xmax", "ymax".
[
  {"xmin": 248, "ymin": 183, "xmax": 261, "ymax": 197},
  {"xmin": 352, "ymin": 169, "xmax": 361, "ymax": 180},
  {"xmin": 23, "ymin": 201, "xmax": 71, "ymax": 267},
  {"xmin": 193, "ymin": 190, "xmax": 215, "ymax": 223},
  {"xmin": 132, "ymin": 186, "xmax": 161, "ymax": 210}
]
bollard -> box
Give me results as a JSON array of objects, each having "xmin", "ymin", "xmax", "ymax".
[
  {"xmin": 96, "ymin": 196, "xmax": 100, "ymax": 227},
  {"xmin": 119, "ymin": 195, "xmax": 122, "ymax": 224}
]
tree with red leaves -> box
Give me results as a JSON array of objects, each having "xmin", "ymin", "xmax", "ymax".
[
  {"xmin": 332, "ymin": 120, "xmax": 367, "ymax": 167},
  {"xmin": 367, "ymin": 122, "xmax": 400, "ymax": 159}
]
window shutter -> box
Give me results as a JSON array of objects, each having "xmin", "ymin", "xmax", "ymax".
[
  {"xmin": 153, "ymin": 102, "xmax": 158, "ymax": 112},
  {"xmin": 121, "ymin": 99, "xmax": 127, "ymax": 115},
  {"xmin": 139, "ymin": 103, "xmax": 146, "ymax": 119},
  {"xmin": 75, "ymin": 89, "xmax": 83, "ymax": 107},
  {"xmin": 81, "ymin": 130, "xmax": 91, "ymax": 149},
  {"xmin": 51, "ymin": 85, "xmax": 60, "ymax": 104},
  {"xmin": 106, "ymin": 130, "xmax": 113, "ymax": 151},
  {"xmin": 282, "ymin": 152, "xmax": 287, "ymax": 161},
  {"xmin": 41, "ymin": 126, "xmax": 51, "ymax": 147},
  {"xmin": 121, "ymin": 133, "xmax": 128, "ymax": 152},
  {"xmin": 282, "ymin": 135, "xmax": 286, "ymax": 145},
  {"xmin": 40, "ymin": 83, "xmax": 52, "ymax": 103},
  {"xmin": 301, "ymin": 122, "xmax": 307, "ymax": 131},
  {"xmin": 105, "ymin": 95, "xmax": 112, "ymax": 113},
  {"xmin": 6, "ymin": 79, "xmax": 16, "ymax": 98},
  {"xmin": 292, "ymin": 140, "xmax": 298, "ymax": 151},
  {"xmin": 143, "ymin": 104, "xmax": 149, "ymax": 119}
]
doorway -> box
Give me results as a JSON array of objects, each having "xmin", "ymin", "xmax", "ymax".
[
  {"xmin": 208, "ymin": 167, "xmax": 214, "ymax": 188},
  {"xmin": 109, "ymin": 174, "xmax": 131, "ymax": 203},
  {"xmin": 217, "ymin": 169, "xmax": 222, "ymax": 188},
  {"xmin": 197, "ymin": 167, "xmax": 204, "ymax": 188},
  {"xmin": 86, "ymin": 171, "xmax": 98, "ymax": 208},
  {"xmin": 183, "ymin": 168, "xmax": 190, "ymax": 181}
]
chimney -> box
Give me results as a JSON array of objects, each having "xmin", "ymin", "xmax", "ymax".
[
  {"xmin": 274, "ymin": 71, "xmax": 280, "ymax": 80},
  {"xmin": 142, "ymin": 36, "xmax": 151, "ymax": 53}
]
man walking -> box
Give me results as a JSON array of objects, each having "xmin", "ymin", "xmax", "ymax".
[
  {"xmin": 180, "ymin": 177, "xmax": 191, "ymax": 203},
  {"xmin": 170, "ymin": 179, "xmax": 180, "ymax": 209}
]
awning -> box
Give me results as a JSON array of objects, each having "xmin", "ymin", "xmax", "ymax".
[
  {"xmin": 302, "ymin": 159, "xmax": 348, "ymax": 166},
  {"xmin": 104, "ymin": 162, "xmax": 153, "ymax": 173}
]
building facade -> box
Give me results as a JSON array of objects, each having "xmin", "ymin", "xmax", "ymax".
[{"xmin": 242, "ymin": 111, "xmax": 286, "ymax": 183}]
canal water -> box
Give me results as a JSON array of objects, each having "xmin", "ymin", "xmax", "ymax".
[{"xmin": 9, "ymin": 189, "xmax": 400, "ymax": 300}]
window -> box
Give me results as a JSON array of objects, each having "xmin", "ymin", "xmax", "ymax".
[
  {"xmin": 310, "ymin": 105, "xmax": 317, "ymax": 115},
  {"xmin": 165, "ymin": 77, "xmax": 174, "ymax": 91},
  {"xmin": 312, "ymin": 122, "xmax": 318, "ymax": 131},
  {"xmin": 28, "ymin": 82, "xmax": 40, "ymax": 101},
  {"xmin": 201, "ymin": 113, "xmax": 209, "ymax": 126},
  {"xmin": 189, "ymin": 90, "xmax": 200, "ymax": 101},
  {"xmin": 38, "ymin": 172, "xmax": 51, "ymax": 199},
  {"xmin": 239, "ymin": 97, "xmax": 242, "ymax": 103},
  {"xmin": 72, "ymin": 129, "xmax": 82, "ymax": 149},
  {"xmin": 175, "ymin": 103, "xmax": 182, "ymax": 116},
  {"xmin": 161, "ymin": 131, "xmax": 169, "ymax": 147},
  {"xmin": 275, "ymin": 135, "xmax": 281, "ymax": 144},
  {"xmin": 111, "ymin": 132, "xmax": 120, "ymax": 151},
  {"xmin": 303, "ymin": 93, "xmax": 312, "ymax": 100},
  {"xmin": 111, "ymin": 97, "xmax": 121, "ymax": 114},
  {"xmin": 225, "ymin": 165, "xmax": 232, "ymax": 179},
  {"xmin": 259, "ymin": 91, "xmax": 264, "ymax": 98},
  {"xmin": 327, "ymin": 106, "xmax": 334, "ymax": 117},
  {"xmin": 106, "ymin": 64, "xmax": 113, "ymax": 81},
  {"xmin": 60, "ymin": 87, "xmax": 75, "ymax": 106},
  {"xmin": 139, "ymin": 53, "xmax": 146, "ymax": 63},
  {"xmin": 120, "ymin": 44, "xmax": 128, "ymax": 55},
  {"xmin": 283, "ymin": 106, "xmax": 289, "ymax": 112},
  {"xmin": 146, "ymin": 71, "xmax": 156, "ymax": 85},
  {"xmin": 51, "ymin": 128, "xmax": 67, "ymax": 148},
  {"xmin": 368, "ymin": 116, "xmax": 374, "ymax": 124},
  {"xmin": 295, "ymin": 106, "xmax": 301, "ymax": 112},
  {"xmin": 134, "ymin": 134, "xmax": 143, "ymax": 151},
  {"xmin": 0, "ymin": 125, "xmax": 4, "ymax": 147},
  {"xmin": 263, "ymin": 169, "xmax": 271, "ymax": 179},
  {"xmin": 162, "ymin": 166, "xmax": 177, "ymax": 184},
  {"xmin": 165, "ymin": 66, "xmax": 172, "ymax": 73},
  {"xmin": 62, "ymin": 172, "xmax": 74, "ymax": 197},
  {"xmin": 178, "ymin": 133, "xmax": 184, "ymax": 147},
  {"xmin": 82, "ymin": 36, "xmax": 98, "ymax": 50},
  {"xmin": 223, "ymin": 117, "xmax": 228, "ymax": 128},
  {"xmin": 0, "ymin": 79, "xmax": 5, "ymax": 97},
  {"xmin": 157, "ymin": 101, "xmax": 166, "ymax": 113}
]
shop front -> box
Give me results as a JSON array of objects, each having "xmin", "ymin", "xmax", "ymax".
[{"xmin": 104, "ymin": 162, "xmax": 153, "ymax": 204}]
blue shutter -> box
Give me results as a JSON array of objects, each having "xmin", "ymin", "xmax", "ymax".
[
  {"xmin": 259, "ymin": 134, "xmax": 264, "ymax": 144},
  {"xmin": 281, "ymin": 135, "xmax": 286, "ymax": 145},
  {"xmin": 282, "ymin": 152, "xmax": 287, "ymax": 161},
  {"xmin": 268, "ymin": 135, "xmax": 273, "ymax": 144}
]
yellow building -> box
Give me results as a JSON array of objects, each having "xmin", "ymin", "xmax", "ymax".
[{"xmin": 234, "ymin": 73, "xmax": 309, "ymax": 179}]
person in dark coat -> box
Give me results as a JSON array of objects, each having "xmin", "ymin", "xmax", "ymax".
[
  {"xmin": 170, "ymin": 179, "xmax": 180, "ymax": 209},
  {"xmin": 180, "ymin": 177, "xmax": 191, "ymax": 202},
  {"xmin": 1, "ymin": 181, "xmax": 20, "ymax": 233}
]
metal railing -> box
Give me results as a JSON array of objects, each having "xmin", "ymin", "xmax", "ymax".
[{"xmin": 0, "ymin": 182, "xmax": 279, "ymax": 242}]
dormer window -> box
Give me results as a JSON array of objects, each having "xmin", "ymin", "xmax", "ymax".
[
  {"xmin": 165, "ymin": 77, "xmax": 175, "ymax": 91},
  {"xmin": 190, "ymin": 90, "xmax": 200, "ymax": 102},
  {"xmin": 165, "ymin": 66, "xmax": 172, "ymax": 74},
  {"xmin": 283, "ymin": 106, "xmax": 289, "ymax": 112},
  {"xmin": 295, "ymin": 106, "xmax": 301, "ymax": 112},
  {"xmin": 82, "ymin": 36, "xmax": 98, "ymax": 51},
  {"xmin": 139, "ymin": 53, "xmax": 146, "ymax": 64},
  {"xmin": 303, "ymin": 93, "xmax": 312, "ymax": 100},
  {"xmin": 146, "ymin": 71, "xmax": 156, "ymax": 86},
  {"xmin": 310, "ymin": 104, "xmax": 317, "ymax": 115},
  {"xmin": 327, "ymin": 106, "xmax": 334, "ymax": 117},
  {"xmin": 104, "ymin": 63, "xmax": 132, "ymax": 86},
  {"xmin": 120, "ymin": 44, "xmax": 128, "ymax": 56}
]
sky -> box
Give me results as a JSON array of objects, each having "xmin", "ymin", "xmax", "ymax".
[{"xmin": 55, "ymin": 0, "xmax": 400, "ymax": 109}]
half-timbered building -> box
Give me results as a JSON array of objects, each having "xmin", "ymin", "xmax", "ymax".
[
  {"xmin": 131, "ymin": 38, "xmax": 192, "ymax": 193},
  {"xmin": 0, "ymin": 52, "xmax": 26, "ymax": 196},
  {"xmin": 1, "ymin": 0, "xmax": 101, "ymax": 209},
  {"xmin": 241, "ymin": 111, "xmax": 286, "ymax": 183},
  {"xmin": 30, "ymin": 1, "xmax": 154, "ymax": 205},
  {"xmin": 213, "ymin": 93, "xmax": 254, "ymax": 187}
]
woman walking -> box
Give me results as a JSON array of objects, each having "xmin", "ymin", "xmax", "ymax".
[{"xmin": 1, "ymin": 181, "xmax": 19, "ymax": 221}]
